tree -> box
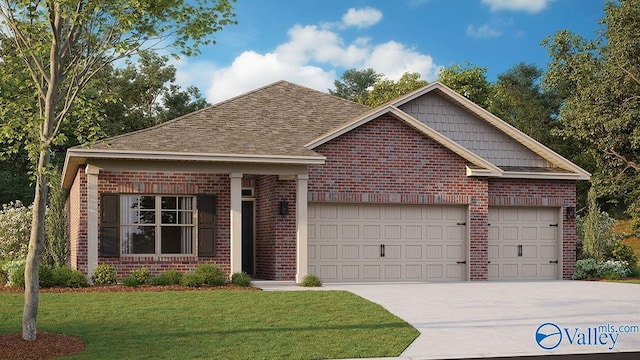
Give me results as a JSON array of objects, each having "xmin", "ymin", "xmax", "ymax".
[
  {"xmin": 155, "ymin": 85, "xmax": 210, "ymax": 124},
  {"xmin": 0, "ymin": 0, "xmax": 236, "ymax": 341},
  {"xmin": 488, "ymin": 63, "xmax": 559, "ymax": 144},
  {"xmin": 329, "ymin": 68, "xmax": 380, "ymax": 103},
  {"xmin": 543, "ymin": 0, "xmax": 640, "ymax": 227},
  {"xmin": 437, "ymin": 62, "xmax": 492, "ymax": 109},
  {"xmin": 364, "ymin": 72, "xmax": 427, "ymax": 107}
]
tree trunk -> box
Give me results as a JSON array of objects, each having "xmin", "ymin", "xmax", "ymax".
[{"xmin": 22, "ymin": 150, "xmax": 50, "ymax": 341}]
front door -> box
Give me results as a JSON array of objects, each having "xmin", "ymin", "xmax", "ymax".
[{"xmin": 241, "ymin": 200, "xmax": 255, "ymax": 275}]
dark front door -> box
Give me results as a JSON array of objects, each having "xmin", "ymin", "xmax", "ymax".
[{"xmin": 242, "ymin": 200, "xmax": 254, "ymax": 275}]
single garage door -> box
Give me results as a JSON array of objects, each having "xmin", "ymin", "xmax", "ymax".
[
  {"xmin": 488, "ymin": 207, "xmax": 560, "ymax": 280},
  {"xmin": 308, "ymin": 203, "xmax": 467, "ymax": 282}
]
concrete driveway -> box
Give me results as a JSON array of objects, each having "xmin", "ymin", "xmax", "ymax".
[{"xmin": 323, "ymin": 281, "xmax": 640, "ymax": 359}]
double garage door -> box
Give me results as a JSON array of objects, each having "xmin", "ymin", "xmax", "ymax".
[{"xmin": 308, "ymin": 203, "xmax": 560, "ymax": 282}]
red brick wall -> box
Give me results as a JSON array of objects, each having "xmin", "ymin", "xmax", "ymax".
[
  {"xmin": 309, "ymin": 115, "xmax": 489, "ymax": 280},
  {"xmin": 68, "ymin": 167, "xmax": 88, "ymax": 273},
  {"xmin": 255, "ymin": 175, "xmax": 297, "ymax": 280},
  {"xmin": 488, "ymin": 178, "xmax": 577, "ymax": 279},
  {"xmin": 95, "ymin": 171, "xmax": 231, "ymax": 279}
]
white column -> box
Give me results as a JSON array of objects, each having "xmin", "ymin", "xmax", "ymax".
[
  {"xmin": 229, "ymin": 172, "xmax": 243, "ymax": 276},
  {"xmin": 296, "ymin": 174, "xmax": 309, "ymax": 283},
  {"xmin": 86, "ymin": 164, "xmax": 100, "ymax": 281}
]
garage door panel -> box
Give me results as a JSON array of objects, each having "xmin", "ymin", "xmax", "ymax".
[
  {"xmin": 363, "ymin": 225, "xmax": 381, "ymax": 239},
  {"xmin": 320, "ymin": 245, "xmax": 338, "ymax": 259},
  {"xmin": 363, "ymin": 245, "xmax": 380, "ymax": 259},
  {"xmin": 406, "ymin": 245, "xmax": 422, "ymax": 258},
  {"xmin": 426, "ymin": 245, "xmax": 443, "ymax": 259},
  {"xmin": 363, "ymin": 265, "xmax": 381, "ymax": 279},
  {"xmin": 446, "ymin": 245, "xmax": 463, "ymax": 259},
  {"xmin": 341, "ymin": 245, "xmax": 359, "ymax": 259},
  {"xmin": 406, "ymin": 265, "xmax": 422, "ymax": 279},
  {"xmin": 342, "ymin": 225, "xmax": 359, "ymax": 239},
  {"xmin": 488, "ymin": 207, "xmax": 559, "ymax": 280},
  {"xmin": 446, "ymin": 264, "xmax": 464, "ymax": 279},
  {"xmin": 308, "ymin": 203, "xmax": 467, "ymax": 282},
  {"xmin": 320, "ymin": 225, "xmax": 338, "ymax": 240},
  {"xmin": 385, "ymin": 225, "xmax": 402, "ymax": 239},
  {"xmin": 406, "ymin": 225, "xmax": 422, "ymax": 239},
  {"xmin": 342, "ymin": 265, "xmax": 359, "ymax": 279},
  {"xmin": 385, "ymin": 245, "xmax": 402, "ymax": 259}
]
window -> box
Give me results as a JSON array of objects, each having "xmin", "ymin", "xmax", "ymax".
[{"xmin": 120, "ymin": 195, "xmax": 195, "ymax": 255}]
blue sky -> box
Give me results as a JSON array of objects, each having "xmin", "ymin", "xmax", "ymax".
[{"xmin": 172, "ymin": 0, "xmax": 607, "ymax": 104}]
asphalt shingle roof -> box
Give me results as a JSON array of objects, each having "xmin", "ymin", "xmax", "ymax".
[{"xmin": 85, "ymin": 81, "xmax": 371, "ymax": 157}]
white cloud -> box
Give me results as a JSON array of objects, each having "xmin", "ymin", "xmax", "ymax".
[
  {"xmin": 202, "ymin": 8, "xmax": 440, "ymax": 103},
  {"xmin": 365, "ymin": 41, "xmax": 439, "ymax": 80},
  {"xmin": 342, "ymin": 7, "xmax": 383, "ymax": 28},
  {"xmin": 481, "ymin": 0, "xmax": 548, "ymax": 13},
  {"xmin": 466, "ymin": 23, "xmax": 502, "ymax": 38}
]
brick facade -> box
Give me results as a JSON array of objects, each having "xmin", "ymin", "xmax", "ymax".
[
  {"xmin": 67, "ymin": 115, "xmax": 579, "ymax": 281},
  {"xmin": 96, "ymin": 171, "xmax": 231, "ymax": 278}
]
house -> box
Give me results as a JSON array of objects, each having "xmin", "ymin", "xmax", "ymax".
[{"xmin": 62, "ymin": 81, "xmax": 590, "ymax": 283}]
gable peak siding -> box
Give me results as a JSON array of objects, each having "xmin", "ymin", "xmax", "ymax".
[{"xmin": 399, "ymin": 92, "xmax": 552, "ymax": 168}]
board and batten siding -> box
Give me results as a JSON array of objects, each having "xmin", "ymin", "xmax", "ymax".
[{"xmin": 398, "ymin": 92, "xmax": 551, "ymax": 168}]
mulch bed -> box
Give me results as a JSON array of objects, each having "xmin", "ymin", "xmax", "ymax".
[{"xmin": 0, "ymin": 283, "xmax": 260, "ymax": 359}]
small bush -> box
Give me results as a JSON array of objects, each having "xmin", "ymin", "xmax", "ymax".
[
  {"xmin": 4, "ymin": 259, "xmax": 26, "ymax": 288},
  {"xmin": 181, "ymin": 273, "xmax": 204, "ymax": 287},
  {"xmin": 194, "ymin": 263, "xmax": 226, "ymax": 286},
  {"xmin": 39, "ymin": 264, "xmax": 55, "ymax": 288},
  {"xmin": 0, "ymin": 262, "xmax": 7, "ymax": 285},
  {"xmin": 123, "ymin": 275, "xmax": 142, "ymax": 287},
  {"xmin": 91, "ymin": 264, "xmax": 118, "ymax": 285},
  {"xmin": 53, "ymin": 266, "xmax": 88, "ymax": 287},
  {"xmin": 605, "ymin": 241, "xmax": 638, "ymax": 269},
  {"xmin": 130, "ymin": 267, "xmax": 151, "ymax": 285},
  {"xmin": 598, "ymin": 260, "xmax": 631, "ymax": 279},
  {"xmin": 572, "ymin": 258, "xmax": 600, "ymax": 280},
  {"xmin": 66, "ymin": 270, "xmax": 89, "ymax": 288},
  {"xmin": 301, "ymin": 274, "xmax": 322, "ymax": 287},
  {"xmin": 152, "ymin": 269, "xmax": 183, "ymax": 286},
  {"xmin": 231, "ymin": 272, "xmax": 252, "ymax": 287}
]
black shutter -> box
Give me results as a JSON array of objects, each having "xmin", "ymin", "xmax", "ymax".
[
  {"xmin": 100, "ymin": 194, "xmax": 120, "ymax": 257},
  {"xmin": 198, "ymin": 195, "xmax": 217, "ymax": 257}
]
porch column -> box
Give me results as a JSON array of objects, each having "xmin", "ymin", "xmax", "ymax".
[
  {"xmin": 229, "ymin": 172, "xmax": 243, "ymax": 276},
  {"xmin": 295, "ymin": 174, "xmax": 309, "ymax": 283},
  {"xmin": 86, "ymin": 164, "xmax": 100, "ymax": 281}
]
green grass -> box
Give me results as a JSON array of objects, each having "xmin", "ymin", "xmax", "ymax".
[
  {"xmin": 0, "ymin": 290, "xmax": 419, "ymax": 359},
  {"xmin": 606, "ymin": 278, "xmax": 640, "ymax": 284}
]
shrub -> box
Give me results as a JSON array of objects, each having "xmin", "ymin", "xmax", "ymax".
[
  {"xmin": 152, "ymin": 269, "xmax": 183, "ymax": 286},
  {"xmin": 301, "ymin": 274, "xmax": 322, "ymax": 287},
  {"xmin": 130, "ymin": 267, "xmax": 151, "ymax": 285},
  {"xmin": 0, "ymin": 261, "xmax": 7, "ymax": 285},
  {"xmin": 194, "ymin": 263, "xmax": 226, "ymax": 286},
  {"xmin": 39, "ymin": 264, "xmax": 55, "ymax": 288},
  {"xmin": 231, "ymin": 272, "xmax": 252, "ymax": 287},
  {"xmin": 181, "ymin": 273, "xmax": 204, "ymax": 287},
  {"xmin": 66, "ymin": 270, "xmax": 89, "ymax": 288},
  {"xmin": 572, "ymin": 258, "xmax": 599, "ymax": 280},
  {"xmin": 0, "ymin": 201, "xmax": 31, "ymax": 262},
  {"xmin": 598, "ymin": 260, "xmax": 632, "ymax": 279},
  {"xmin": 3, "ymin": 259, "xmax": 26, "ymax": 288},
  {"xmin": 604, "ymin": 241, "xmax": 638, "ymax": 269},
  {"xmin": 91, "ymin": 264, "xmax": 118, "ymax": 285},
  {"xmin": 53, "ymin": 266, "xmax": 88, "ymax": 287},
  {"xmin": 123, "ymin": 275, "xmax": 142, "ymax": 287}
]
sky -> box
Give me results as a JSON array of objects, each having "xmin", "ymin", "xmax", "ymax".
[{"xmin": 171, "ymin": 0, "xmax": 608, "ymax": 104}]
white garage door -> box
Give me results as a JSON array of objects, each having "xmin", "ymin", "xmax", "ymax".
[
  {"xmin": 488, "ymin": 207, "xmax": 560, "ymax": 280},
  {"xmin": 308, "ymin": 203, "xmax": 467, "ymax": 282}
]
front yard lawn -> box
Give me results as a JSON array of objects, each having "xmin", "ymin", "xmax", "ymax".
[{"xmin": 0, "ymin": 290, "xmax": 419, "ymax": 359}]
